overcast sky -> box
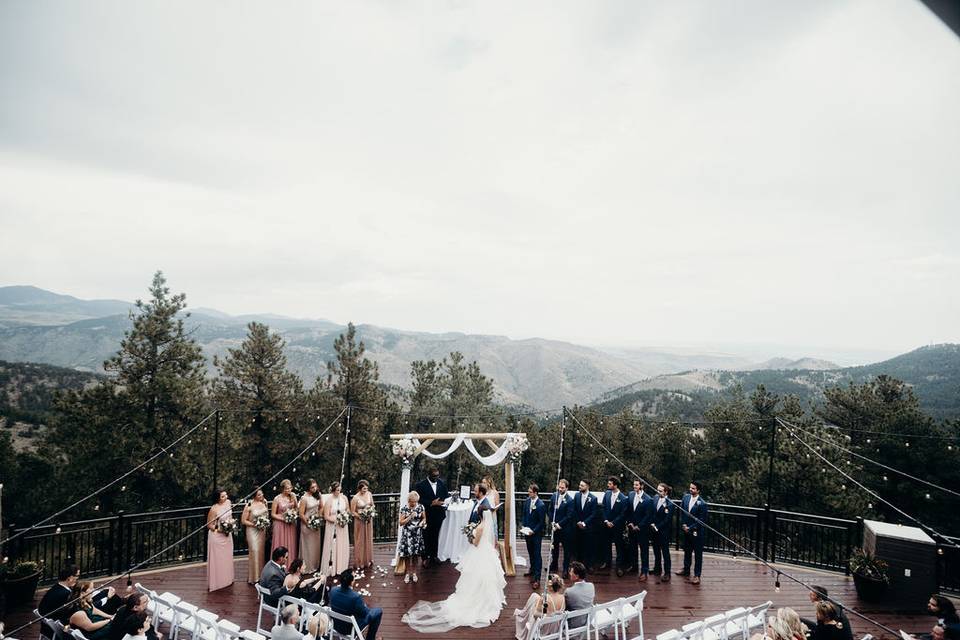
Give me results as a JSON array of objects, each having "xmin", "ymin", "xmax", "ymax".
[{"xmin": 1, "ymin": 0, "xmax": 958, "ymax": 357}]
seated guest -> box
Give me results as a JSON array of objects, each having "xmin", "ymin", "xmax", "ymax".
[
  {"xmin": 120, "ymin": 611, "xmax": 150, "ymax": 640},
  {"xmin": 777, "ymin": 607, "xmax": 810, "ymax": 640},
  {"xmin": 563, "ymin": 562, "xmax": 595, "ymax": 630},
  {"xmin": 68, "ymin": 581, "xmax": 114, "ymax": 640},
  {"xmin": 303, "ymin": 613, "xmax": 330, "ymax": 640},
  {"xmin": 39, "ymin": 564, "xmax": 81, "ymax": 625},
  {"xmin": 109, "ymin": 594, "xmax": 160, "ymax": 640},
  {"xmin": 810, "ymin": 602, "xmax": 846, "ymax": 640},
  {"xmin": 929, "ymin": 595, "xmax": 960, "ymax": 629},
  {"xmin": 282, "ymin": 559, "xmax": 325, "ymax": 601},
  {"xmin": 329, "ymin": 569, "xmax": 383, "ymax": 640},
  {"xmin": 514, "ymin": 574, "xmax": 566, "ymax": 640},
  {"xmin": 270, "ymin": 605, "xmax": 302, "ymax": 640},
  {"xmin": 802, "ymin": 585, "xmax": 852, "ymax": 640},
  {"xmin": 259, "ymin": 547, "xmax": 290, "ymax": 607}
]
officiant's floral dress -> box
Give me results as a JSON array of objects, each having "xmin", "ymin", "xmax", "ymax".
[{"xmin": 398, "ymin": 504, "xmax": 425, "ymax": 558}]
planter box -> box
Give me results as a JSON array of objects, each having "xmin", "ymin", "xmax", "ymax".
[
  {"xmin": 1, "ymin": 571, "xmax": 42, "ymax": 607},
  {"xmin": 863, "ymin": 520, "xmax": 936, "ymax": 612}
]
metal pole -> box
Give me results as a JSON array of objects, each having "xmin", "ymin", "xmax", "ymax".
[
  {"xmin": 213, "ymin": 410, "xmax": 220, "ymax": 494},
  {"xmin": 763, "ymin": 418, "xmax": 776, "ymax": 561}
]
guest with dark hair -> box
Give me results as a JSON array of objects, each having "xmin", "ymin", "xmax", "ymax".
[
  {"xmin": 109, "ymin": 594, "xmax": 160, "ymax": 640},
  {"xmin": 38, "ymin": 564, "xmax": 81, "ymax": 624},
  {"xmin": 676, "ymin": 480, "xmax": 708, "ymax": 584},
  {"xmin": 281, "ymin": 558, "xmax": 325, "ymax": 601},
  {"xmin": 928, "ymin": 595, "xmax": 959, "ymax": 627},
  {"xmin": 802, "ymin": 585, "xmax": 852, "ymax": 640},
  {"xmin": 68, "ymin": 581, "xmax": 114, "ymax": 640},
  {"xmin": 564, "ymin": 562, "xmax": 595, "ymax": 630},
  {"xmin": 120, "ymin": 611, "xmax": 149, "ymax": 640},
  {"xmin": 810, "ymin": 601, "xmax": 846, "ymax": 640},
  {"xmin": 329, "ymin": 569, "xmax": 383, "ymax": 640},
  {"xmin": 259, "ymin": 547, "xmax": 295, "ymax": 607}
]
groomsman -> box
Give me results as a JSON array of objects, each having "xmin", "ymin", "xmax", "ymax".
[
  {"xmin": 571, "ymin": 479, "xmax": 598, "ymax": 568},
  {"xmin": 677, "ymin": 480, "xmax": 708, "ymax": 584},
  {"xmin": 650, "ymin": 482, "xmax": 674, "ymax": 583},
  {"xmin": 626, "ymin": 479, "xmax": 654, "ymax": 581},
  {"xmin": 414, "ymin": 466, "xmax": 450, "ymax": 566},
  {"xmin": 521, "ymin": 483, "xmax": 546, "ymax": 588},
  {"xmin": 599, "ymin": 476, "xmax": 630, "ymax": 575},
  {"xmin": 548, "ymin": 479, "xmax": 574, "ymax": 578}
]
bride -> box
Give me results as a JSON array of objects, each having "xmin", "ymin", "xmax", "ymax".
[{"xmin": 403, "ymin": 497, "xmax": 506, "ymax": 632}]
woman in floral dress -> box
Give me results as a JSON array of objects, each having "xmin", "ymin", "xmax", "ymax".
[{"xmin": 398, "ymin": 490, "xmax": 425, "ymax": 584}]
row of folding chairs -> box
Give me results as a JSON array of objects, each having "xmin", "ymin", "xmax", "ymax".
[
  {"xmin": 253, "ymin": 585, "xmax": 364, "ymax": 640},
  {"xmin": 531, "ymin": 591, "xmax": 647, "ymax": 640},
  {"xmin": 656, "ymin": 601, "xmax": 772, "ymax": 640},
  {"xmin": 133, "ymin": 583, "xmax": 265, "ymax": 640}
]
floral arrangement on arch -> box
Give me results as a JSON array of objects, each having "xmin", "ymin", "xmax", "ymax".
[
  {"xmin": 392, "ymin": 438, "xmax": 418, "ymax": 468},
  {"xmin": 505, "ymin": 433, "xmax": 530, "ymax": 462}
]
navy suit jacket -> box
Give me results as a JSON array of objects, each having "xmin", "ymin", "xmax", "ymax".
[
  {"xmin": 680, "ymin": 493, "xmax": 708, "ymax": 535},
  {"xmin": 549, "ymin": 491, "xmax": 573, "ymax": 532},
  {"xmin": 601, "ymin": 490, "xmax": 630, "ymax": 530},
  {"xmin": 652, "ymin": 496, "xmax": 674, "ymax": 537},
  {"xmin": 521, "ymin": 497, "xmax": 545, "ymax": 537},
  {"xmin": 571, "ymin": 491, "xmax": 598, "ymax": 529},
  {"xmin": 328, "ymin": 586, "xmax": 372, "ymax": 635},
  {"xmin": 468, "ymin": 496, "xmax": 491, "ymax": 524},
  {"xmin": 627, "ymin": 491, "xmax": 654, "ymax": 530}
]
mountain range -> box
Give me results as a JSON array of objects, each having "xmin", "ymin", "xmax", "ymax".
[{"xmin": 3, "ymin": 285, "xmax": 956, "ymax": 415}]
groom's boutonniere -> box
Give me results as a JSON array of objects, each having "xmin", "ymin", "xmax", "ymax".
[{"xmin": 530, "ymin": 502, "xmax": 537, "ymax": 511}]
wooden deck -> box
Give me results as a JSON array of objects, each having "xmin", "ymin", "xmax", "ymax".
[{"xmin": 4, "ymin": 544, "xmax": 931, "ymax": 640}]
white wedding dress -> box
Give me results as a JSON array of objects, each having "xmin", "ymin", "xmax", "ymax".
[{"xmin": 403, "ymin": 510, "xmax": 506, "ymax": 632}]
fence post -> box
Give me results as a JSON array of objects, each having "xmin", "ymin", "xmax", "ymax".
[
  {"xmin": 115, "ymin": 511, "xmax": 125, "ymax": 576},
  {"xmin": 847, "ymin": 516, "xmax": 864, "ymax": 576},
  {"xmin": 213, "ymin": 410, "xmax": 220, "ymax": 495},
  {"xmin": 762, "ymin": 418, "xmax": 777, "ymax": 561}
]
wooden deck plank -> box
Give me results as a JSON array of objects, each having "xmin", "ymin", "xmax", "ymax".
[{"xmin": 3, "ymin": 544, "xmax": 930, "ymax": 640}]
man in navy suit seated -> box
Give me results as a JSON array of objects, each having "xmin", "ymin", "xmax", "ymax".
[
  {"xmin": 329, "ymin": 569, "xmax": 382, "ymax": 640},
  {"xmin": 599, "ymin": 476, "xmax": 630, "ymax": 575},
  {"xmin": 548, "ymin": 479, "xmax": 574, "ymax": 578},
  {"xmin": 571, "ymin": 479, "xmax": 598, "ymax": 569},
  {"xmin": 521, "ymin": 483, "xmax": 546, "ymax": 588},
  {"xmin": 626, "ymin": 479, "xmax": 654, "ymax": 581},
  {"xmin": 676, "ymin": 480, "xmax": 709, "ymax": 585}
]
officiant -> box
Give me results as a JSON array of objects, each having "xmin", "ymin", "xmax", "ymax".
[{"xmin": 415, "ymin": 466, "xmax": 450, "ymax": 566}]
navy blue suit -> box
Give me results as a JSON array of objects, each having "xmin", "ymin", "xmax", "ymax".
[
  {"xmin": 626, "ymin": 490, "xmax": 654, "ymax": 574},
  {"xmin": 650, "ymin": 496, "xmax": 674, "ymax": 575},
  {"xmin": 414, "ymin": 477, "xmax": 449, "ymax": 561},
  {"xmin": 521, "ymin": 496, "xmax": 546, "ymax": 580},
  {"xmin": 548, "ymin": 491, "xmax": 573, "ymax": 574},
  {"xmin": 468, "ymin": 496, "xmax": 491, "ymax": 524},
  {"xmin": 680, "ymin": 493, "xmax": 708, "ymax": 577},
  {"xmin": 329, "ymin": 585, "xmax": 382, "ymax": 639},
  {"xmin": 599, "ymin": 489, "xmax": 630, "ymax": 570},
  {"xmin": 570, "ymin": 491, "xmax": 598, "ymax": 567}
]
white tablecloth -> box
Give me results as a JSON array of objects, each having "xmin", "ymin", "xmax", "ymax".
[{"xmin": 437, "ymin": 501, "xmax": 474, "ymax": 563}]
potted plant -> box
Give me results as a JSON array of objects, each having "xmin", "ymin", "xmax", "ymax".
[
  {"xmin": 0, "ymin": 560, "xmax": 43, "ymax": 606},
  {"xmin": 848, "ymin": 548, "xmax": 889, "ymax": 601}
]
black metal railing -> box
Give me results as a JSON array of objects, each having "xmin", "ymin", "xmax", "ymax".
[{"xmin": 3, "ymin": 494, "xmax": 953, "ymax": 594}]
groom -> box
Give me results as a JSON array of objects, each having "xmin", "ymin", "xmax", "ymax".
[
  {"xmin": 470, "ymin": 483, "xmax": 492, "ymax": 524},
  {"xmin": 415, "ymin": 466, "xmax": 450, "ymax": 565}
]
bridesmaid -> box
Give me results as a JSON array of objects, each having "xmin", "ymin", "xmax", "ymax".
[
  {"xmin": 350, "ymin": 479, "xmax": 375, "ymax": 568},
  {"xmin": 241, "ymin": 488, "xmax": 269, "ymax": 583},
  {"xmin": 206, "ymin": 489, "xmax": 235, "ymax": 591},
  {"xmin": 299, "ymin": 479, "xmax": 323, "ymax": 572},
  {"xmin": 271, "ymin": 479, "xmax": 299, "ymax": 568},
  {"xmin": 482, "ymin": 474, "xmax": 501, "ymax": 544},
  {"xmin": 320, "ymin": 481, "xmax": 350, "ymax": 576}
]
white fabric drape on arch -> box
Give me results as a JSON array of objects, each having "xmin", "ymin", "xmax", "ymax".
[{"xmin": 391, "ymin": 433, "xmax": 525, "ymax": 567}]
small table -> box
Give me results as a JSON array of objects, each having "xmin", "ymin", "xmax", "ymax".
[{"xmin": 437, "ymin": 501, "xmax": 474, "ymax": 563}]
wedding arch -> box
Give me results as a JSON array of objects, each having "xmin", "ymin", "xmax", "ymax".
[{"xmin": 389, "ymin": 431, "xmax": 530, "ymax": 577}]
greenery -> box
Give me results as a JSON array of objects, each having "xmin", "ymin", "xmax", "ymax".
[
  {"xmin": 848, "ymin": 548, "xmax": 890, "ymax": 583},
  {"xmin": 0, "ymin": 560, "xmax": 42, "ymax": 579}
]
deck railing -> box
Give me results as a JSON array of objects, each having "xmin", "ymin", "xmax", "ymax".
[{"xmin": 4, "ymin": 494, "xmax": 954, "ymax": 594}]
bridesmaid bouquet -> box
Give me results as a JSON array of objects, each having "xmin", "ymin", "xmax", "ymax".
[
  {"xmin": 335, "ymin": 511, "xmax": 353, "ymax": 528},
  {"xmin": 217, "ymin": 518, "xmax": 238, "ymax": 535},
  {"xmin": 308, "ymin": 514, "xmax": 324, "ymax": 530},
  {"xmin": 254, "ymin": 514, "xmax": 271, "ymax": 531},
  {"xmin": 358, "ymin": 504, "xmax": 377, "ymax": 522},
  {"xmin": 283, "ymin": 508, "xmax": 298, "ymax": 524},
  {"xmin": 461, "ymin": 521, "xmax": 479, "ymax": 543}
]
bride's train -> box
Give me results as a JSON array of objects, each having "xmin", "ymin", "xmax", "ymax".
[{"xmin": 402, "ymin": 510, "xmax": 506, "ymax": 632}]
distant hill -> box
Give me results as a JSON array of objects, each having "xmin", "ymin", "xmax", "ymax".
[
  {"xmin": 0, "ymin": 285, "xmax": 132, "ymax": 327},
  {"xmin": 592, "ymin": 344, "xmax": 960, "ymax": 420},
  {"xmin": 738, "ymin": 357, "xmax": 838, "ymax": 371}
]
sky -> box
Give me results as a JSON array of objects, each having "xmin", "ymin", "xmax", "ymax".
[{"xmin": 1, "ymin": 0, "xmax": 958, "ymax": 358}]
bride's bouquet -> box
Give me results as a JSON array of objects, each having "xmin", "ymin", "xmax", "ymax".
[
  {"xmin": 283, "ymin": 508, "xmax": 299, "ymax": 524},
  {"xmin": 358, "ymin": 503, "xmax": 377, "ymax": 522},
  {"xmin": 461, "ymin": 521, "xmax": 479, "ymax": 543},
  {"xmin": 307, "ymin": 514, "xmax": 324, "ymax": 530},
  {"xmin": 254, "ymin": 513, "xmax": 271, "ymax": 531},
  {"xmin": 335, "ymin": 511, "xmax": 353, "ymax": 528},
  {"xmin": 217, "ymin": 518, "xmax": 238, "ymax": 535}
]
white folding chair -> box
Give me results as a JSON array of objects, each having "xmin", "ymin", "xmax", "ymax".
[
  {"xmin": 698, "ymin": 613, "xmax": 727, "ymax": 640},
  {"xmin": 71, "ymin": 630, "xmax": 90, "ymax": 640},
  {"xmin": 723, "ymin": 608, "xmax": 749, "ymax": 640},
  {"xmin": 746, "ymin": 602, "xmax": 772, "ymax": 636},
  {"xmin": 320, "ymin": 606, "xmax": 366, "ymax": 640},
  {"xmin": 657, "ymin": 630, "xmax": 681, "ymax": 640},
  {"xmin": 618, "ymin": 591, "xmax": 646, "ymax": 640},
  {"xmin": 591, "ymin": 598, "xmax": 624, "ymax": 639},
  {"xmin": 529, "ymin": 610, "xmax": 567, "ymax": 640},
  {"xmin": 562, "ymin": 605, "xmax": 594, "ymax": 640},
  {"xmin": 681, "ymin": 621, "xmax": 707, "ymax": 640},
  {"xmin": 147, "ymin": 590, "xmax": 183, "ymax": 632},
  {"xmin": 254, "ymin": 584, "xmax": 280, "ymax": 639},
  {"xmin": 170, "ymin": 601, "xmax": 199, "ymax": 640},
  {"xmin": 239, "ymin": 632, "xmax": 266, "ymax": 640},
  {"xmin": 189, "ymin": 609, "xmax": 220, "ymax": 640}
]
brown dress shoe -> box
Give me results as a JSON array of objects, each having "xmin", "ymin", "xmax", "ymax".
[
  {"xmin": 659, "ymin": 574, "xmax": 671, "ymax": 583},
  {"xmin": 638, "ymin": 574, "xmax": 648, "ymax": 583},
  {"xmin": 691, "ymin": 576, "xmax": 701, "ymax": 585}
]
